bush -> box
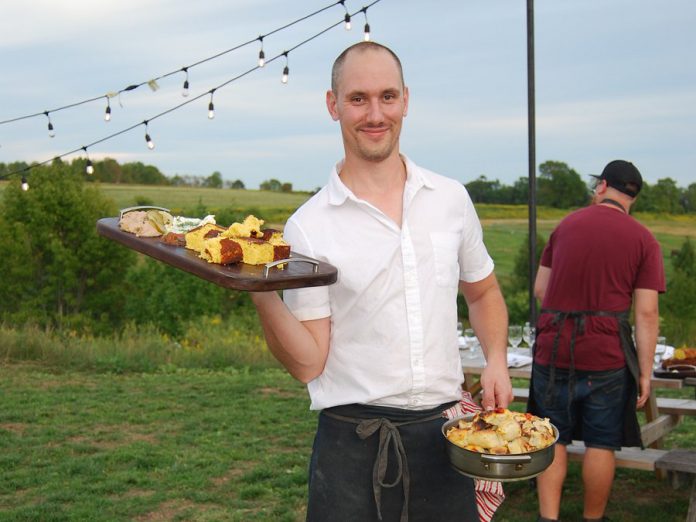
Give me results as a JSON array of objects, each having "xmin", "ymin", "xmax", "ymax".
[
  {"xmin": 662, "ymin": 238, "xmax": 696, "ymax": 346},
  {"xmin": 0, "ymin": 162, "xmax": 134, "ymax": 331}
]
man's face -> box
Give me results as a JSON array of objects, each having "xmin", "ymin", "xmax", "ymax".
[{"xmin": 326, "ymin": 49, "xmax": 408, "ymax": 164}]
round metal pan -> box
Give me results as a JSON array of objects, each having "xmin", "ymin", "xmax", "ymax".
[{"xmin": 442, "ymin": 414, "xmax": 559, "ymax": 482}]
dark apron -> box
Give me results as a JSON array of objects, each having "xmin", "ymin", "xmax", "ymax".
[
  {"xmin": 527, "ymin": 308, "xmax": 643, "ymax": 448},
  {"xmin": 306, "ymin": 402, "xmax": 479, "ymax": 522}
]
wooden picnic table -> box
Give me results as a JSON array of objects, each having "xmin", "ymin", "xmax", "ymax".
[{"xmin": 460, "ymin": 349, "xmax": 696, "ymax": 476}]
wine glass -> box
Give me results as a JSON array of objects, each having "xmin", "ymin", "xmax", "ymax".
[
  {"xmin": 508, "ymin": 325, "xmax": 523, "ymax": 352},
  {"xmin": 654, "ymin": 336, "xmax": 667, "ymax": 370},
  {"xmin": 464, "ymin": 328, "xmax": 479, "ymax": 359},
  {"xmin": 523, "ymin": 323, "xmax": 535, "ymax": 350}
]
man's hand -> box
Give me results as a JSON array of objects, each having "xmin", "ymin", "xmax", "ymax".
[
  {"xmin": 479, "ymin": 358, "xmax": 513, "ymax": 410},
  {"xmin": 636, "ymin": 375, "xmax": 652, "ymax": 409}
]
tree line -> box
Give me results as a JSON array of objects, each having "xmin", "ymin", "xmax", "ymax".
[
  {"xmin": 3, "ymin": 158, "xmax": 694, "ymax": 213},
  {"xmin": 0, "ymin": 159, "xmax": 291, "ymax": 193},
  {"xmin": 1, "ymin": 161, "xmax": 695, "ymax": 346},
  {"xmin": 466, "ymin": 160, "xmax": 696, "ymax": 214}
]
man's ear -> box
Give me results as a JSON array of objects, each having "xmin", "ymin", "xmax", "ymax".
[
  {"xmin": 326, "ymin": 90, "xmax": 339, "ymax": 121},
  {"xmin": 594, "ymin": 179, "xmax": 608, "ymax": 195},
  {"xmin": 403, "ymin": 85, "xmax": 409, "ymax": 118}
]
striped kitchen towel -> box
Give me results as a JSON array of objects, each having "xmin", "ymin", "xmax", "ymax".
[{"xmin": 442, "ymin": 391, "xmax": 506, "ymax": 522}]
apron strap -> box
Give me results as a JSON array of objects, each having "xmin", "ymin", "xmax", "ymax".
[
  {"xmin": 539, "ymin": 309, "xmax": 630, "ymax": 421},
  {"xmin": 322, "ymin": 409, "xmax": 442, "ymax": 522}
]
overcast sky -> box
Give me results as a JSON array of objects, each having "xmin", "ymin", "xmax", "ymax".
[{"xmin": 1, "ymin": 1, "xmax": 694, "ymax": 191}]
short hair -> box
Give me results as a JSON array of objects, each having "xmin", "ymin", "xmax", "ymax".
[{"xmin": 330, "ymin": 41, "xmax": 405, "ymax": 93}]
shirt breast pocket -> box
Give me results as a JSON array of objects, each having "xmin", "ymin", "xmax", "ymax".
[{"xmin": 430, "ymin": 232, "xmax": 460, "ymax": 287}]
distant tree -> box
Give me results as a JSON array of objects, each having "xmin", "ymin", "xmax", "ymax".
[
  {"xmin": 0, "ymin": 163, "xmax": 134, "ymax": 330},
  {"xmin": 121, "ymin": 162, "xmax": 169, "ymax": 185},
  {"xmin": 204, "ymin": 171, "xmax": 223, "ymax": 189},
  {"xmin": 465, "ymin": 176, "xmax": 501, "ymax": 203},
  {"xmin": 537, "ymin": 161, "xmax": 588, "ymax": 208},
  {"xmin": 682, "ymin": 183, "xmax": 696, "ymax": 214},
  {"xmin": 510, "ymin": 233, "xmax": 548, "ymax": 294},
  {"xmin": 230, "ymin": 179, "xmax": 246, "ymax": 189},
  {"xmin": 92, "ymin": 158, "xmax": 123, "ymax": 183},
  {"xmin": 662, "ymin": 238, "xmax": 696, "ymax": 345},
  {"xmin": 510, "ymin": 177, "xmax": 530, "ymax": 205},
  {"xmin": 504, "ymin": 233, "xmax": 547, "ymax": 325},
  {"xmin": 260, "ymin": 179, "xmax": 282, "ymax": 191},
  {"xmin": 281, "ymin": 182, "xmax": 293, "ymax": 193},
  {"xmin": 649, "ymin": 178, "xmax": 683, "ymax": 214},
  {"xmin": 170, "ymin": 174, "xmax": 187, "ymax": 186}
]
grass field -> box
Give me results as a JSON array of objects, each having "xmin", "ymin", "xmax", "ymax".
[
  {"xmin": 97, "ymin": 183, "xmax": 312, "ymax": 215},
  {"xmin": 88, "ymin": 183, "xmax": 696, "ymax": 282},
  {"xmin": 2, "ymin": 183, "xmax": 696, "ymax": 519},
  {"xmin": 0, "ymin": 364, "xmax": 692, "ymax": 521}
]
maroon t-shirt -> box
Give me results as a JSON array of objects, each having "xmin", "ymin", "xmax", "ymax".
[{"xmin": 535, "ymin": 205, "xmax": 665, "ymax": 371}]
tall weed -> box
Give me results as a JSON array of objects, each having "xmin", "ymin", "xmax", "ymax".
[{"xmin": 0, "ymin": 316, "xmax": 278, "ymax": 373}]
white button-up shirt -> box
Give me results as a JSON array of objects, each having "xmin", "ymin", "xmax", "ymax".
[{"xmin": 283, "ymin": 155, "xmax": 494, "ymax": 410}]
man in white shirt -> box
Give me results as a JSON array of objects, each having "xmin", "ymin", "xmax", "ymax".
[{"xmin": 251, "ymin": 41, "xmax": 512, "ymax": 521}]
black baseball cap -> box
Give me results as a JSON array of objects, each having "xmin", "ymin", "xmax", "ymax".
[{"xmin": 591, "ymin": 160, "xmax": 643, "ymax": 197}]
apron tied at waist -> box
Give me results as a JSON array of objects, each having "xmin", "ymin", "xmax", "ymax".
[
  {"xmin": 322, "ymin": 409, "xmax": 443, "ymax": 522},
  {"xmin": 540, "ymin": 308, "xmax": 632, "ymax": 425}
]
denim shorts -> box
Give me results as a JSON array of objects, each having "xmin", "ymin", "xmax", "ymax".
[{"xmin": 531, "ymin": 363, "xmax": 630, "ymax": 450}]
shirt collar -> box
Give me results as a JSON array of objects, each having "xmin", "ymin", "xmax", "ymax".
[{"xmin": 327, "ymin": 154, "xmax": 435, "ymax": 206}]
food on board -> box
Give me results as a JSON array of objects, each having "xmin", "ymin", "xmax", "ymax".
[{"xmin": 118, "ymin": 210, "xmax": 291, "ymax": 267}]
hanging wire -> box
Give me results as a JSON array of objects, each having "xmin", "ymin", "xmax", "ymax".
[
  {"xmin": 1, "ymin": 1, "xmax": 382, "ymax": 181},
  {"xmin": 0, "ymin": 0, "xmax": 352, "ymax": 127}
]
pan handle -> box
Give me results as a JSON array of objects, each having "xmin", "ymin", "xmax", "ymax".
[
  {"xmin": 480, "ymin": 454, "xmax": 532, "ymax": 465},
  {"xmin": 264, "ymin": 257, "xmax": 319, "ymax": 277}
]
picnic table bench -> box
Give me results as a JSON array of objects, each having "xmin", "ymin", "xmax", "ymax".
[{"xmin": 656, "ymin": 449, "xmax": 696, "ymax": 522}]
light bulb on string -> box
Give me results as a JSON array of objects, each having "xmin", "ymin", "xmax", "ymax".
[
  {"xmin": 104, "ymin": 98, "xmax": 112, "ymax": 121},
  {"xmin": 21, "ymin": 176, "xmax": 29, "ymax": 191},
  {"xmin": 83, "ymin": 147, "xmax": 94, "ymax": 174},
  {"xmin": 257, "ymin": 37, "xmax": 265, "ymax": 67},
  {"xmin": 181, "ymin": 68, "xmax": 190, "ymax": 97},
  {"xmin": 362, "ymin": 8, "xmax": 371, "ymax": 41},
  {"xmin": 45, "ymin": 112, "xmax": 55, "ymax": 138},
  {"xmin": 208, "ymin": 90, "xmax": 216, "ymax": 119},
  {"xmin": 340, "ymin": 1, "xmax": 351, "ymax": 30},
  {"xmin": 144, "ymin": 121, "xmax": 155, "ymax": 150},
  {"xmin": 281, "ymin": 52, "xmax": 289, "ymax": 84}
]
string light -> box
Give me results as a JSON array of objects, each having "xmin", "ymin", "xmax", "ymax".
[
  {"xmin": 181, "ymin": 67, "xmax": 190, "ymax": 97},
  {"xmin": 281, "ymin": 52, "xmax": 289, "ymax": 84},
  {"xmin": 340, "ymin": 1, "xmax": 351, "ymax": 30},
  {"xmin": 82, "ymin": 147, "xmax": 94, "ymax": 174},
  {"xmin": 104, "ymin": 97, "xmax": 112, "ymax": 121},
  {"xmin": 0, "ymin": 0, "xmax": 385, "ymax": 182},
  {"xmin": 144, "ymin": 121, "xmax": 155, "ymax": 150},
  {"xmin": 362, "ymin": 7, "xmax": 371, "ymax": 41},
  {"xmin": 21, "ymin": 176, "xmax": 29, "ymax": 191},
  {"xmin": 45, "ymin": 112, "xmax": 55, "ymax": 138},
  {"xmin": 257, "ymin": 37, "xmax": 265, "ymax": 67},
  {"xmin": 208, "ymin": 90, "xmax": 216, "ymax": 119}
]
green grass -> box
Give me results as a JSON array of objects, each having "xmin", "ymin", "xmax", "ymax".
[
  {"xmin": 0, "ymin": 363, "xmax": 692, "ymax": 521},
  {"xmin": 95, "ymin": 183, "xmax": 311, "ymax": 216},
  {"xmin": 0, "ymin": 364, "xmax": 316, "ymax": 521}
]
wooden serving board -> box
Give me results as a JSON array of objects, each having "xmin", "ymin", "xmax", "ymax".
[{"xmin": 96, "ymin": 217, "xmax": 338, "ymax": 291}]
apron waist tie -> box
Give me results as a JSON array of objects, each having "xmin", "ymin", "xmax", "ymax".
[
  {"xmin": 540, "ymin": 309, "xmax": 630, "ymax": 423},
  {"xmin": 322, "ymin": 409, "xmax": 443, "ymax": 522}
]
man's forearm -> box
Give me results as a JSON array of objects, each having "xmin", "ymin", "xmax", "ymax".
[
  {"xmin": 633, "ymin": 289, "xmax": 659, "ymax": 379},
  {"xmin": 250, "ymin": 292, "xmax": 330, "ymax": 383},
  {"xmin": 468, "ymin": 285, "xmax": 509, "ymax": 364}
]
